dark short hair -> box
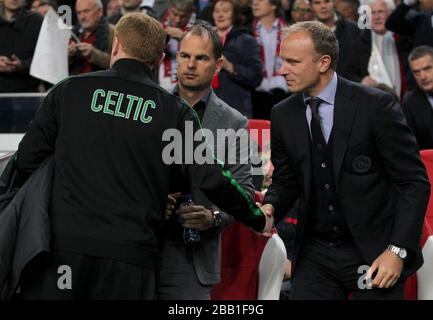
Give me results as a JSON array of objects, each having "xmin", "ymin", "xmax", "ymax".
[
  {"xmin": 211, "ymin": 0, "xmax": 244, "ymax": 28},
  {"xmin": 180, "ymin": 23, "xmax": 223, "ymax": 59},
  {"xmin": 284, "ymin": 21, "xmax": 339, "ymax": 70},
  {"xmin": 408, "ymin": 45, "xmax": 433, "ymax": 62}
]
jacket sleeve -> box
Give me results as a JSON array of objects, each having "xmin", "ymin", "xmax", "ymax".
[
  {"xmin": 203, "ymin": 115, "xmax": 254, "ymax": 236},
  {"xmin": 263, "ymin": 107, "xmax": 300, "ymax": 221},
  {"xmin": 385, "ymin": 3, "xmax": 418, "ymax": 37},
  {"xmin": 374, "ymin": 93, "xmax": 430, "ymax": 254},
  {"xmin": 229, "ymin": 34, "xmax": 263, "ymax": 88},
  {"xmin": 90, "ymin": 25, "xmax": 114, "ymax": 69},
  {"xmin": 176, "ymin": 105, "xmax": 265, "ymax": 232},
  {"xmin": 16, "ymin": 82, "xmax": 62, "ymax": 177}
]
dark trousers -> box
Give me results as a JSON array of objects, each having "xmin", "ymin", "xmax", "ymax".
[
  {"xmin": 157, "ymin": 240, "xmax": 212, "ymax": 300},
  {"xmin": 291, "ymin": 238, "xmax": 405, "ymax": 300},
  {"xmin": 252, "ymin": 89, "xmax": 289, "ymax": 120},
  {"xmin": 17, "ymin": 251, "xmax": 156, "ymax": 300}
]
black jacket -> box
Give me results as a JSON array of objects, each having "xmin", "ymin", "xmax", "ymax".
[
  {"xmin": 214, "ymin": 27, "xmax": 263, "ymax": 118},
  {"xmin": 0, "ymin": 156, "xmax": 53, "ymax": 299},
  {"xmin": 403, "ymin": 88, "xmax": 433, "ymax": 150},
  {"xmin": 0, "ymin": 10, "xmax": 43, "ymax": 92},
  {"xmin": 385, "ymin": 3, "xmax": 433, "ymax": 48},
  {"xmin": 15, "ymin": 58, "xmax": 265, "ymax": 269},
  {"xmin": 346, "ymin": 30, "xmax": 412, "ymax": 96},
  {"xmin": 264, "ymin": 76, "xmax": 430, "ymax": 278},
  {"xmin": 334, "ymin": 18, "xmax": 360, "ymax": 78}
]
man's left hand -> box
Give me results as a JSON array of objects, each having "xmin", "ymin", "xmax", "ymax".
[
  {"xmin": 177, "ymin": 205, "xmax": 214, "ymax": 231},
  {"xmin": 367, "ymin": 250, "xmax": 403, "ymax": 289}
]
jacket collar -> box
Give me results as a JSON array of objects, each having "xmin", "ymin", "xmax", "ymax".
[{"xmin": 111, "ymin": 58, "xmax": 154, "ymax": 81}]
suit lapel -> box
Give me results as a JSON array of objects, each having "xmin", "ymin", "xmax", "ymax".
[
  {"xmin": 286, "ymin": 94, "xmax": 312, "ymax": 197},
  {"xmin": 332, "ymin": 77, "xmax": 358, "ymax": 188},
  {"xmin": 202, "ymin": 91, "xmax": 223, "ymax": 133}
]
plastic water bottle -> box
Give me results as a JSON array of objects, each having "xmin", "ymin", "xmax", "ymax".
[{"xmin": 179, "ymin": 194, "xmax": 201, "ymax": 244}]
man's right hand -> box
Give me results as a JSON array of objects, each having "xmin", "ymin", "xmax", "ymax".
[
  {"xmin": 68, "ymin": 42, "xmax": 77, "ymax": 58},
  {"xmin": 165, "ymin": 192, "xmax": 181, "ymax": 219},
  {"xmin": 0, "ymin": 56, "xmax": 13, "ymax": 73}
]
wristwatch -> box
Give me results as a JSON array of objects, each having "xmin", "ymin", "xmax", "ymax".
[
  {"xmin": 387, "ymin": 245, "xmax": 407, "ymax": 260},
  {"xmin": 212, "ymin": 210, "xmax": 222, "ymax": 229}
]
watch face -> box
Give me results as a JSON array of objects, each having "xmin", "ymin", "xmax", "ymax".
[{"xmin": 399, "ymin": 249, "xmax": 407, "ymax": 259}]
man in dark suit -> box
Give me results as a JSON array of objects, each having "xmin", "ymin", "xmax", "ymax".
[
  {"xmin": 158, "ymin": 24, "xmax": 254, "ymax": 299},
  {"xmin": 261, "ymin": 21, "xmax": 430, "ymax": 299},
  {"xmin": 403, "ymin": 46, "xmax": 433, "ymax": 150},
  {"xmin": 310, "ymin": 0, "xmax": 360, "ymax": 78}
]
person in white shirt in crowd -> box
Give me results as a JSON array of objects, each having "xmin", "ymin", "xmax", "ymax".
[
  {"xmin": 250, "ymin": 0, "xmax": 289, "ymax": 120},
  {"xmin": 346, "ymin": 0, "xmax": 412, "ymax": 98}
]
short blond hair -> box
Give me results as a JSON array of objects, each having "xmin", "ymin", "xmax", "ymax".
[{"xmin": 115, "ymin": 13, "xmax": 166, "ymax": 66}]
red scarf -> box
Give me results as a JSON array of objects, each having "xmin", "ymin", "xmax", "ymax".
[
  {"xmin": 252, "ymin": 18, "xmax": 286, "ymax": 78},
  {"xmin": 161, "ymin": 11, "xmax": 197, "ymax": 84}
]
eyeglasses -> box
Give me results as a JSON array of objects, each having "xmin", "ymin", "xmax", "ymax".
[{"xmin": 292, "ymin": 8, "xmax": 312, "ymax": 13}]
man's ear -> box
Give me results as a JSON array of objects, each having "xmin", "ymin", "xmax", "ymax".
[
  {"xmin": 110, "ymin": 36, "xmax": 120, "ymax": 67},
  {"xmin": 319, "ymin": 55, "xmax": 332, "ymax": 73},
  {"xmin": 215, "ymin": 57, "xmax": 223, "ymax": 75}
]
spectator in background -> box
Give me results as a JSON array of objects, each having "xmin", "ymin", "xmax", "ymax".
[
  {"xmin": 108, "ymin": 0, "xmax": 156, "ymax": 25},
  {"xmin": 106, "ymin": 0, "xmax": 121, "ymax": 18},
  {"xmin": 211, "ymin": 0, "xmax": 263, "ymax": 118},
  {"xmin": 0, "ymin": 0, "xmax": 43, "ymax": 92},
  {"xmin": 251, "ymin": 0, "xmax": 289, "ymax": 120},
  {"xmin": 30, "ymin": 0, "xmax": 58, "ymax": 16},
  {"xmin": 310, "ymin": 0, "xmax": 360, "ymax": 78},
  {"xmin": 347, "ymin": 0, "xmax": 411, "ymax": 98},
  {"xmin": 159, "ymin": 0, "xmax": 197, "ymax": 92},
  {"xmin": 68, "ymin": 0, "xmax": 114, "ymax": 75},
  {"xmin": 403, "ymin": 46, "xmax": 433, "ymax": 150},
  {"xmin": 290, "ymin": 0, "xmax": 314, "ymax": 23},
  {"xmin": 334, "ymin": 0, "xmax": 359, "ymax": 22},
  {"xmin": 385, "ymin": 0, "xmax": 433, "ymax": 48}
]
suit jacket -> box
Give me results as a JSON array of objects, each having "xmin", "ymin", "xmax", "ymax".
[
  {"xmin": 334, "ymin": 19, "xmax": 360, "ymax": 78},
  {"xmin": 264, "ymin": 76, "xmax": 430, "ymax": 279},
  {"xmin": 162, "ymin": 91, "xmax": 254, "ymax": 284},
  {"xmin": 346, "ymin": 30, "xmax": 411, "ymax": 97},
  {"xmin": 189, "ymin": 90, "xmax": 254, "ymax": 285},
  {"xmin": 215, "ymin": 27, "xmax": 263, "ymax": 118},
  {"xmin": 403, "ymin": 88, "xmax": 433, "ymax": 150}
]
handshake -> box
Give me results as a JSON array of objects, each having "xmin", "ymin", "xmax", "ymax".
[{"xmin": 257, "ymin": 203, "xmax": 275, "ymax": 238}]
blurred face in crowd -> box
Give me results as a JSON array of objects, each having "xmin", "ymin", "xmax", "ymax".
[
  {"xmin": 335, "ymin": 1, "xmax": 358, "ymax": 22},
  {"xmin": 291, "ymin": 0, "xmax": 314, "ymax": 22},
  {"xmin": 31, "ymin": 0, "xmax": 50, "ymax": 16},
  {"xmin": 106, "ymin": 0, "xmax": 121, "ymax": 17},
  {"xmin": 370, "ymin": 0, "xmax": 389, "ymax": 35},
  {"xmin": 252, "ymin": 0, "xmax": 277, "ymax": 19},
  {"xmin": 310, "ymin": 0, "xmax": 335, "ymax": 22},
  {"xmin": 177, "ymin": 33, "xmax": 223, "ymax": 92},
  {"xmin": 419, "ymin": 0, "xmax": 433, "ymax": 12},
  {"xmin": 410, "ymin": 55, "xmax": 433, "ymax": 93},
  {"xmin": 76, "ymin": 0, "xmax": 103, "ymax": 31},
  {"xmin": 167, "ymin": 5, "xmax": 192, "ymax": 28},
  {"xmin": 279, "ymin": 32, "xmax": 330, "ymax": 94},
  {"xmin": 3, "ymin": 0, "xmax": 25, "ymax": 12},
  {"xmin": 122, "ymin": 0, "xmax": 142, "ymax": 10},
  {"xmin": 213, "ymin": 1, "xmax": 234, "ymax": 31}
]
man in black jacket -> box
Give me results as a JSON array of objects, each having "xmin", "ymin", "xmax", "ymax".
[
  {"xmin": 403, "ymin": 46, "xmax": 433, "ymax": 150},
  {"xmin": 310, "ymin": 0, "xmax": 360, "ymax": 78},
  {"xmin": 15, "ymin": 13, "xmax": 271, "ymax": 300},
  {"xmin": 385, "ymin": 0, "xmax": 433, "ymax": 48},
  {"xmin": 0, "ymin": 0, "xmax": 42, "ymax": 92},
  {"xmin": 261, "ymin": 21, "xmax": 429, "ymax": 299}
]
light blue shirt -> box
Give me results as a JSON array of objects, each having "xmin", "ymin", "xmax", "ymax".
[{"xmin": 303, "ymin": 72, "xmax": 338, "ymax": 143}]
